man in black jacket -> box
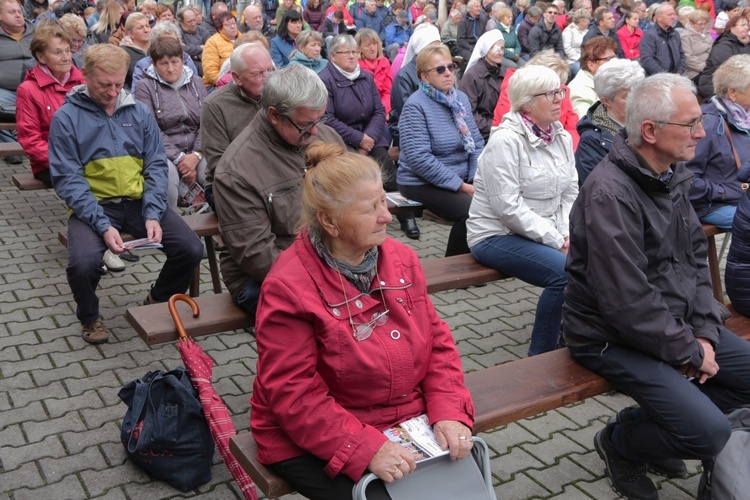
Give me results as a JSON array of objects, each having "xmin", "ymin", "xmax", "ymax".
[
  {"xmin": 177, "ymin": 5, "xmax": 209, "ymax": 76},
  {"xmin": 527, "ymin": 3, "xmax": 565, "ymax": 58},
  {"xmin": 456, "ymin": 0, "xmax": 488, "ymax": 60},
  {"xmin": 563, "ymin": 73, "xmax": 750, "ymax": 500},
  {"xmin": 582, "ymin": 6, "xmax": 624, "ymax": 57}
]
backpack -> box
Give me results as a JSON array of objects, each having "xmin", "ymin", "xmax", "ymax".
[{"xmin": 698, "ymin": 407, "xmax": 750, "ymax": 500}]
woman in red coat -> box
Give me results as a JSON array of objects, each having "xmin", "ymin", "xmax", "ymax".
[
  {"xmin": 356, "ymin": 28, "xmax": 393, "ymax": 115},
  {"xmin": 617, "ymin": 11, "xmax": 644, "ymax": 60},
  {"xmin": 250, "ymin": 142, "xmax": 475, "ymax": 499},
  {"xmin": 16, "ymin": 20, "xmax": 85, "ymax": 187}
]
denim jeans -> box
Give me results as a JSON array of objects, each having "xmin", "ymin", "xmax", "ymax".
[
  {"xmin": 568, "ymin": 328, "xmax": 750, "ymax": 462},
  {"xmin": 471, "ymin": 234, "xmax": 567, "ymax": 355},
  {"xmin": 700, "ymin": 205, "xmax": 737, "ymax": 231},
  {"xmin": 236, "ymin": 277, "xmax": 262, "ymax": 316},
  {"xmin": 0, "ymin": 87, "xmax": 17, "ymax": 143},
  {"xmin": 66, "ymin": 199, "xmax": 203, "ymax": 323}
]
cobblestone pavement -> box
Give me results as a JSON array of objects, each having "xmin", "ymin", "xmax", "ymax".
[{"xmin": 1, "ymin": 158, "xmax": 725, "ymax": 499}]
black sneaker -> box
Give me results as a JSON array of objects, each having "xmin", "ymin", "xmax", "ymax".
[
  {"xmin": 609, "ymin": 407, "xmax": 688, "ymax": 479},
  {"xmin": 594, "ymin": 423, "xmax": 658, "ymax": 500}
]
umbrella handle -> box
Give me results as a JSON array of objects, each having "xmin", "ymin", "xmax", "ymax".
[{"xmin": 168, "ymin": 294, "xmax": 200, "ymax": 342}]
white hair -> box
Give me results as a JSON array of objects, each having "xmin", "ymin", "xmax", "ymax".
[
  {"xmin": 508, "ymin": 65, "xmax": 561, "ymax": 113},
  {"xmin": 626, "ymin": 73, "xmax": 696, "ymax": 147},
  {"xmin": 594, "ymin": 59, "xmax": 645, "ymax": 101}
]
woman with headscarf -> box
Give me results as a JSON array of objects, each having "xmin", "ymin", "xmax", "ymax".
[
  {"xmin": 459, "ymin": 30, "xmax": 506, "ymax": 141},
  {"xmin": 398, "ymin": 44, "xmax": 485, "ymax": 256}
]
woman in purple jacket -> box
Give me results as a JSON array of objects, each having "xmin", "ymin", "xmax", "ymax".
[
  {"xmin": 135, "ymin": 36, "xmax": 207, "ymax": 211},
  {"xmin": 319, "ymin": 34, "xmax": 420, "ymax": 239}
]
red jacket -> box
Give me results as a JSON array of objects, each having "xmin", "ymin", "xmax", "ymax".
[
  {"xmin": 359, "ymin": 56, "xmax": 393, "ymax": 115},
  {"xmin": 16, "ymin": 65, "xmax": 85, "ymax": 176},
  {"xmin": 250, "ymin": 231, "xmax": 475, "ymax": 481},
  {"xmin": 492, "ymin": 67, "xmax": 579, "ymax": 150},
  {"xmin": 617, "ymin": 24, "xmax": 643, "ymax": 60}
]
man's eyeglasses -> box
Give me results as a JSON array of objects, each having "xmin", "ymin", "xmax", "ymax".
[
  {"xmin": 546, "ymin": 10, "xmax": 559, "ymax": 15},
  {"xmin": 594, "ymin": 54, "xmax": 616, "ymax": 62},
  {"xmin": 534, "ymin": 88, "xmax": 567, "ymax": 101},
  {"xmin": 335, "ymin": 50, "xmax": 359, "ymax": 56},
  {"xmin": 655, "ymin": 115, "xmax": 705, "ymax": 134},
  {"xmin": 284, "ymin": 112, "xmax": 329, "ymax": 135},
  {"xmin": 426, "ymin": 63, "xmax": 457, "ymax": 74}
]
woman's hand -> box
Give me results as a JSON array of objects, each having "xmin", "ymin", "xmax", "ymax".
[
  {"xmin": 360, "ymin": 133, "xmax": 375, "ymax": 153},
  {"xmin": 178, "ymin": 153, "xmax": 200, "ymax": 185},
  {"xmin": 458, "ymin": 182, "xmax": 475, "ymax": 197},
  {"xmin": 433, "ymin": 420, "xmax": 473, "ymax": 461},
  {"xmin": 368, "ymin": 441, "xmax": 417, "ymax": 483},
  {"xmin": 559, "ymin": 237, "xmax": 570, "ymax": 255}
]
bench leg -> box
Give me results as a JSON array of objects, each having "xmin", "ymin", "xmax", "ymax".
[
  {"xmin": 189, "ymin": 266, "xmax": 200, "ymax": 297},
  {"xmin": 707, "ymin": 235, "xmax": 724, "ymax": 304},
  {"xmin": 204, "ymin": 235, "xmax": 222, "ymax": 294}
]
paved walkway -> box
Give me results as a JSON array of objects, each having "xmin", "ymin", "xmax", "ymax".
[{"xmin": 0, "ymin": 158, "xmax": 720, "ymax": 499}]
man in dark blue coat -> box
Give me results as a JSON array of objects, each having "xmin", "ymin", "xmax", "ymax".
[{"xmin": 639, "ymin": 3, "xmax": 685, "ymax": 75}]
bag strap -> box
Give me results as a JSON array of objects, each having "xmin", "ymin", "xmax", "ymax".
[
  {"xmin": 126, "ymin": 373, "xmax": 160, "ymax": 453},
  {"xmin": 723, "ymin": 117, "xmax": 742, "ymax": 170}
]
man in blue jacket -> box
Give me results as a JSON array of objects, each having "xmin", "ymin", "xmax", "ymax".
[
  {"xmin": 639, "ymin": 3, "xmax": 685, "ymax": 76},
  {"xmin": 49, "ymin": 44, "xmax": 203, "ymax": 345},
  {"xmin": 385, "ymin": 9, "xmax": 411, "ymax": 60}
]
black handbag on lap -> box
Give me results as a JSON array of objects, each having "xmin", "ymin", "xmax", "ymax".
[
  {"xmin": 118, "ymin": 367, "xmax": 215, "ymax": 491},
  {"xmin": 0, "ymin": 103, "xmax": 15, "ymax": 123}
]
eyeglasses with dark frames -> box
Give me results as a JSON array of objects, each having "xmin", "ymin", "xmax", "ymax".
[
  {"xmin": 426, "ymin": 63, "xmax": 457, "ymax": 75},
  {"xmin": 283, "ymin": 112, "xmax": 329, "ymax": 135},
  {"xmin": 654, "ymin": 114, "xmax": 705, "ymax": 134},
  {"xmin": 534, "ymin": 88, "xmax": 567, "ymax": 102}
]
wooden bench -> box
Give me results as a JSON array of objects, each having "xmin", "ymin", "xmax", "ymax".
[
  {"xmin": 703, "ymin": 223, "xmax": 727, "ymax": 304},
  {"xmin": 58, "ymin": 213, "xmax": 223, "ymax": 297},
  {"xmin": 229, "ymin": 307, "xmax": 750, "ymax": 499},
  {"xmin": 126, "ymin": 253, "xmax": 507, "ymax": 345},
  {"xmin": 0, "ymin": 141, "xmax": 24, "ymax": 157},
  {"xmin": 0, "ymin": 123, "xmax": 17, "ymax": 131},
  {"xmin": 12, "ymin": 173, "xmax": 49, "ymax": 190}
]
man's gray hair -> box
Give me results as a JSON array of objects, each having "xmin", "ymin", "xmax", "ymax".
[
  {"xmin": 626, "ymin": 73, "xmax": 696, "ymax": 147},
  {"xmin": 230, "ymin": 42, "xmax": 271, "ymax": 74},
  {"xmin": 261, "ymin": 65, "xmax": 328, "ymax": 115},
  {"xmin": 329, "ymin": 34, "xmax": 357, "ymax": 55},
  {"xmin": 176, "ymin": 6, "xmax": 192, "ymax": 22},
  {"xmin": 150, "ymin": 21, "xmax": 182, "ymax": 43},
  {"xmin": 526, "ymin": 5, "xmax": 543, "ymax": 17},
  {"xmin": 653, "ymin": 2, "xmax": 672, "ymax": 17},
  {"xmin": 594, "ymin": 58, "xmax": 645, "ymax": 101}
]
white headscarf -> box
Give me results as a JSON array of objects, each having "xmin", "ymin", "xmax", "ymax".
[
  {"xmin": 466, "ymin": 30, "xmax": 505, "ymax": 72},
  {"xmin": 402, "ymin": 23, "xmax": 441, "ymax": 67}
]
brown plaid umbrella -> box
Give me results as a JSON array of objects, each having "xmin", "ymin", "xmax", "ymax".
[{"xmin": 169, "ymin": 294, "xmax": 258, "ymax": 500}]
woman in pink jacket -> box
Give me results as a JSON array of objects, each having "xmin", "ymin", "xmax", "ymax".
[
  {"xmin": 250, "ymin": 143, "xmax": 475, "ymax": 499},
  {"xmin": 16, "ymin": 21, "xmax": 84, "ymax": 186},
  {"xmin": 616, "ymin": 11, "xmax": 643, "ymax": 60}
]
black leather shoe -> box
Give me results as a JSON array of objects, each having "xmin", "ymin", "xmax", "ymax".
[
  {"xmin": 5, "ymin": 155, "xmax": 23, "ymax": 164},
  {"xmin": 399, "ymin": 216, "xmax": 420, "ymax": 240}
]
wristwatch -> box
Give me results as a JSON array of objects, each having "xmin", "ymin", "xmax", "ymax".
[{"xmin": 193, "ymin": 152, "xmax": 203, "ymax": 161}]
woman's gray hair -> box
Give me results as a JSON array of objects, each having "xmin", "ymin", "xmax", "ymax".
[
  {"xmin": 329, "ymin": 34, "xmax": 357, "ymax": 56},
  {"xmin": 713, "ymin": 54, "xmax": 750, "ymax": 99},
  {"xmin": 296, "ymin": 29, "xmax": 323, "ymax": 48},
  {"xmin": 626, "ymin": 73, "xmax": 697, "ymax": 147},
  {"xmin": 594, "ymin": 59, "xmax": 645, "ymax": 101},
  {"xmin": 150, "ymin": 21, "xmax": 183, "ymax": 43},
  {"xmin": 261, "ymin": 64, "xmax": 328, "ymax": 116},
  {"xmin": 508, "ymin": 65, "xmax": 561, "ymax": 113}
]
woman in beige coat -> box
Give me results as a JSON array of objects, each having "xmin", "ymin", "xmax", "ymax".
[{"xmin": 681, "ymin": 9, "xmax": 713, "ymax": 79}]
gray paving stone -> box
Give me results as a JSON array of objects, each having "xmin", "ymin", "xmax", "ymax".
[
  {"xmin": 494, "ymin": 471, "xmax": 551, "ymax": 499},
  {"xmin": 80, "ymin": 404, "xmax": 126, "ymax": 429},
  {"xmin": 31, "ymin": 362, "xmax": 88, "ymax": 387},
  {"xmin": 481, "ymin": 423, "xmax": 542, "ymax": 454},
  {"xmin": 64, "ymin": 370, "xmax": 122, "ymax": 397},
  {"xmin": 7, "ymin": 317, "xmax": 57, "ymax": 335},
  {"xmin": 39, "ymin": 446, "xmax": 107, "ymax": 484},
  {"xmin": 0, "ymin": 371, "xmax": 35, "ymax": 391},
  {"xmin": 0, "ymin": 401, "xmax": 46, "ymax": 428},
  {"xmin": 0, "ymin": 434, "xmax": 65, "ymax": 470},
  {"xmin": 81, "ymin": 462, "xmax": 151, "ymax": 496},
  {"xmin": 0, "ymin": 462, "xmax": 46, "ymax": 490},
  {"xmin": 61, "ymin": 422, "xmax": 121, "ymax": 455},
  {"xmin": 0, "ymin": 424, "xmax": 26, "ymax": 448},
  {"xmin": 523, "ymin": 433, "xmax": 587, "ymax": 466},
  {"xmin": 0, "ymin": 330, "xmax": 41, "ymax": 350},
  {"xmin": 23, "ymin": 412, "xmax": 88, "ymax": 444},
  {"xmin": 82, "ymin": 354, "xmax": 137, "ymax": 377},
  {"xmin": 526, "ymin": 456, "xmax": 596, "ymax": 495},
  {"xmin": 492, "ymin": 447, "xmax": 546, "ymax": 482},
  {"xmin": 45, "ymin": 390, "xmax": 105, "ymax": 419}
]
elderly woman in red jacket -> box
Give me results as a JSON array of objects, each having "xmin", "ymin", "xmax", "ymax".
[
  {"xmin": 16, "ymin": 21, "xmax": 84, "ymax": 187},
  {"xmin": 250, "ymin": 142, "xmax": 475, "ymax": 499}
]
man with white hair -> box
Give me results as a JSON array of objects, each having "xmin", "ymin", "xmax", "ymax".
[
  {"xmin": 356, "ymin": 0, "xmax": 386, "ymax": 39},
  {"xmin": 563, "ymin": 73, "xmax": 750, "ymax": 500},
  {"xmin": 201, "ymin": 43, "xmax": 275, "ymax": 209},
  {"xmin": 457, "ymin": 0, "xmax": 489, "ymax": 59},
  {"xmin": 239, "ymin": 3, "xmax": 275, "ymax": 39},
  {"xmin": 639, "ymin": 3, "xmax": 685, "ymax": 75}
]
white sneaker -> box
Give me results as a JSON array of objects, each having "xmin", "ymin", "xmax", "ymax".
[{"xmin": 103, "ymin": 250, "xmax": 126, "ymax": 272}]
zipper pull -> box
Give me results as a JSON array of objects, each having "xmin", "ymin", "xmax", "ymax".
[
  {"xmin": 268, "ymin": 192, "xmax": 273, "ymax": 204},
  {"xmin": 396, "ymin": 297, "xmax": 411, "ymax": 315}
]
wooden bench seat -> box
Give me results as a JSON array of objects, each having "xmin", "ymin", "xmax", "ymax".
[
  {"xmin": 58, "ymin": 213, "xmax": 222, "ymax": 297},
  {"xmin": 0, "ymin": 141, "xmax": 24, "ymax": 157},
  {"xmin": 0, "ymin": 123, "xmax": 17, "ymax": 131},
  {"xmin": 12, "ymin": 173, "xmax": 49, "ymax": 190},
  {"xmin": 229, "ymin": 307, "xmax": 750, "ymax": 499},
  {"xmin": 703, "ymin": 223, "xmax": 727, "ymax": 304},
  {"xmin": 126, "ymin": 253, "xmax": 508, "ymax": 345}
]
